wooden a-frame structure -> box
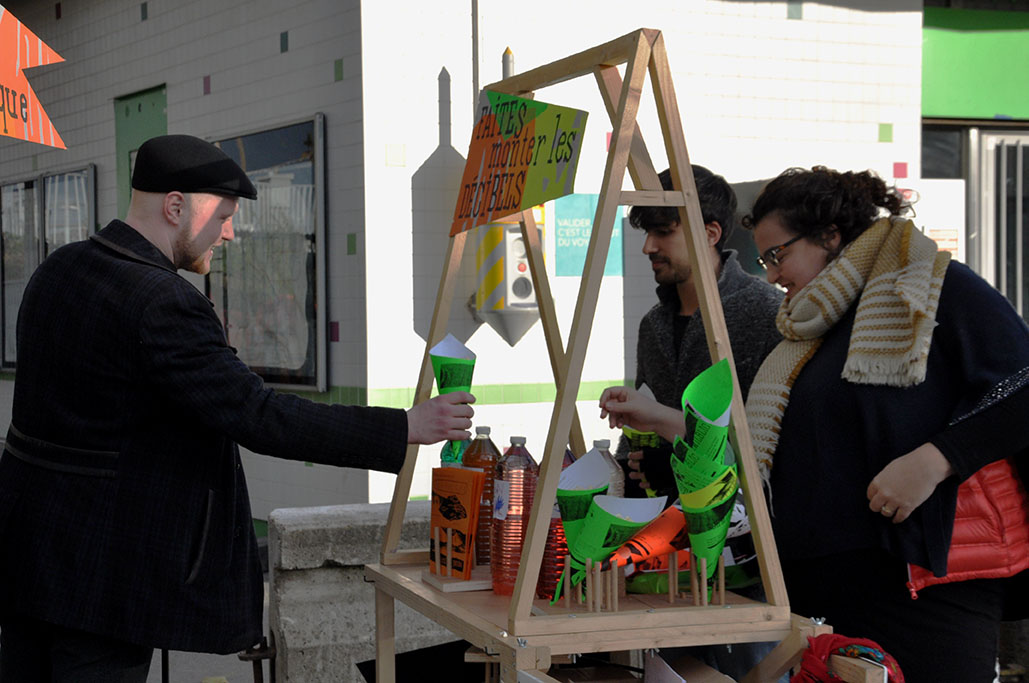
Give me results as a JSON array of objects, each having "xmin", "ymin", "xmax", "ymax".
[{"xmin": 366, "ymin": 28, "xmax": 842, "ymax": 683}]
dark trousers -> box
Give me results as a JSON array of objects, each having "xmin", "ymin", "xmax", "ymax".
[
  {"xmin": 0, "ymin": 613, "xmax": 152, "ymax": 683},
  {"xmin": 784, "ymin": 548, "xmax": 1005, "ymax": 683}
]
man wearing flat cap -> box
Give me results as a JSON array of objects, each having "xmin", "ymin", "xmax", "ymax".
[{"xmin": 0, "ymin": 134, "xmax": 475, "ymax": 680}]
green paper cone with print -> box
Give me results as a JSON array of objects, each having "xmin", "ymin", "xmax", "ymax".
[
  {"xmin": 622, "ymin": 426, "xmax": 660, "ymax": 450},
  {"xmin": 675, "ymin": 449, "xmax": 738, "ymax": 580},
  {"xmin": 568, "ymin": 495, "xmax": 667, "ymax": 563},
  {"xmin": 557, "ymin": 495, "xmax": 665, "ymax": 601},
  {"xmin": 556, "ymin": 448, "xmax": 613, "ymax": 547},
  {"xmin": 622, "ymin": 382, "xmax": 660, "ymax": 450},
  {"xmin": 429, "ymin": 333, "xmax": 476, "ymax": 394},
  {"xmin": 681, "ymin": 358, "xmax": 733, "ymax": 425},
  {"xmin": 670, "ymin": 358, "xmax": 736, "ymax": 580}
]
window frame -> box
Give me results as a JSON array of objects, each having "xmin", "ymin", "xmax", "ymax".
[
  {"xmin": 205, "ymin": 114, "xmax": 328, "ymax": 392},
  {"xmin": 0, "ymin": 164, "xmax": 97, "ymax": 368}
]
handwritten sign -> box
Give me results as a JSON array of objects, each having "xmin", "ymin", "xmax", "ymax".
[
  {"xmin": 450, "ymin": 91, "xmax": 586, "ymax": 236},
  {"xmin": 0, "ymin": 5, "xmax": 65, "ymax": 148}
]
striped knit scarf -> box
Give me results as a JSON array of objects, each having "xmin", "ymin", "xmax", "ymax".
[{"xmin": 746, "ymin": 217, "xmax": 951, "ymax": 481}]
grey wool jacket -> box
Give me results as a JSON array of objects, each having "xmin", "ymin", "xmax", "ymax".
[{"xmin": 620, "ymin": 250, "xmax": 783, "ymax": 462}]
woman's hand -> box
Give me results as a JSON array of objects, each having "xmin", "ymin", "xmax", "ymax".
[{"xmin": 866, "ymin": 442, "xmax": 955, "ymax": 524}]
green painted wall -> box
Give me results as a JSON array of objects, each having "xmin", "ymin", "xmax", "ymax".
[
  {"xmin": 270, "ymin": 379, "xmax": 622, "ymax": 409},
  {"xmin": 923, "ymin": 8, "xmax": 1029, "ymax": 120},
  {"xmin": 114, "ymin": 87, "xmax": 167, "ymax": 218},
  {"xmin": 366, "ymin": 379, "xmax": 621, "ymax": 409}
]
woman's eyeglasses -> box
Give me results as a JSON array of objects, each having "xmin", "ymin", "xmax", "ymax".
[{"xmin": 756, "ymin": 234, "xmax": 804, "ymax": 270}]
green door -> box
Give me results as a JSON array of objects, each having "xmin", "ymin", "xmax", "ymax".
[{"xmin": 114, "ymin": 86, "xmax": 167, "ymax": 219}]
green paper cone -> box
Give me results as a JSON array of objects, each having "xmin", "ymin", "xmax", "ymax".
[
  {"xmin": 430, "ymin": 355, "xmax": 475, "ymax": 394},
  {"xmin": 556, "ymin": 484, "xmax": 608, "ymax": 549},
  {"xmin": 564, "ymin": 495, "xmax": 665, "ymax": 588},
  {"xmin": 669, "ymin": 359, "xmax": 738, "ymax": 581},
  {"xmin": 678, "ymin": 465, "xmax": 738, "ymax": 580},
  {"xmin": 681, "ymin": 357, "xmax": 733, "ymax": 421},
  {"xmin": 622, "ymin": 425, "xmax": 660, "ymax": 450}
]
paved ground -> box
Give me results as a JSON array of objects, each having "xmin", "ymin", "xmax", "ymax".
[{"xmin": 146, "ymin": 583, "xmax": 269, "ymax": 683}]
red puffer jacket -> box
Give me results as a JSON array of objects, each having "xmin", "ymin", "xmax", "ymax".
[{"xmin": 907, "ymin": 457, "xmax": 1029, "ymax": 598}]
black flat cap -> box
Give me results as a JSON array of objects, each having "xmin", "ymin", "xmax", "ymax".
[{"xmin": 131, "ymin": 134, "xmax": 257, "ymax": 200}]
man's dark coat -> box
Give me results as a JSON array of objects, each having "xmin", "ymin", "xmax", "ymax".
[{"xmin": 0, "ymin": 221, "xmax": 407, "ymax": 653}]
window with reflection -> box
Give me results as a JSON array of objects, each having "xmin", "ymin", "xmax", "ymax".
[
  {"xmin": 1, "ymin": 181, "xmax": 38, "ymax": 365},
  {"xmin": 0, "ymin": 167, "xmax": 94, "ymax": 367},
  {"xmin": 210, "ymin": 118, "xmax": 325, "ymax": 388}
]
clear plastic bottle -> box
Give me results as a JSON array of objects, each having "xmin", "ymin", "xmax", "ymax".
[
  {"xmin": 595, "ymin": 439, "xmax": 624, "ymax": 497},
  {"xmin": 491, "ymin": 436, "xmax": 539, "ymax": 596},
  {"xmin": 536, "ymin": 505, "xmax": 569, "ymax": 600},
  {"xmin": 536, "ymin": 448, "xmax": 574, "ymax": 600},
  {"xmin": 562, "ymin": 445, "xmax": 578, "ymax": 468},
  {"xmin": 461, "ymin": 426, "xmax": 501, "ymax": 567}
]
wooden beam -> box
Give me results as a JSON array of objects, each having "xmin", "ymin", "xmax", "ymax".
[
  {"xmin": 375, "ymin": 589, "xmax": 396, "ymax": 683},
  {"xmin": 372, "ymin": 28, "xmax": 802, "ymax": 683},
  {"xmin": 647, "ymin": 31, "xmax": 789, "ymax": 608},
  {"xmin": 618, "ymin": 190, "xmax": 687, "ymax": 206},
  {"xmin": 739, "ymin": 614, "xmax": 832, "ymax": 683},
  {"xmin": 829, "ymin": 655, "xmax": 889, "ymax": 683},
  {"xmin": 382, "ymin": 549, "xmax": 430, "ymax": 566},
  {"xmin": 484, "ymin": 29, "xmax": 651, "ymax": 95},
  {"xmin": 595, "ymin": 64, "xmax": 661, "ymax": 191},
  {"xmin": 519, "ymin": 209, "xmax": 587, "ymax": 457},
  {"xmin": 507, "ymin": 28, "xmax": 653, "ymax": 630},
  {"xmin": 380, "ymin": 230, "xmax": 469, "ymax": 563}
]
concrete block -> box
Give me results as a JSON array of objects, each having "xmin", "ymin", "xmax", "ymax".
[{"xmin": 269, "ymin": 502, "xmax": 454, "ymax": 682}]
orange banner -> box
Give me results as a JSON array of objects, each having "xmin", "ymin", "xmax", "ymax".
[{"xmin": 0, "ymin": 5, "xmax": 65, "ymax": 148}]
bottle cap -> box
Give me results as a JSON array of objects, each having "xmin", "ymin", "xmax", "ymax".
[
  {"xmin": 593, "ymin": 439, "xmax": 611, "ymax": 448},
  {"xmin": 475, "ymin": 426, "xmax": 491, "ymax": 435},
  {"xmin": 510, "ymin": 436, "xmax": 526, "ymax": 445}
]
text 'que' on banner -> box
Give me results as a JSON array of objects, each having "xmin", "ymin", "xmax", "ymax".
[
  {"xmin": 0, "ymin": 5, "xmax": 65, "ymax": 149},
  {"xmin": 450, "ymin": 90, "xmax": 587, "ymax": 237}
]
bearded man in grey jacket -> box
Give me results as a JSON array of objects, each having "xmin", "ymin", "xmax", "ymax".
[
  {"xmin": 619, "ymin": 165, "xmax": 784, "ymax": 681},
  {"xmin": 622, "ymin": 165, "xmax": 782, "ymax": 497}
]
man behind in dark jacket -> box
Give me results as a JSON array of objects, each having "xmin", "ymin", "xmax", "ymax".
[{"xmin": 0, "ymin": 134, "xmax": 473, "ymax": 681}]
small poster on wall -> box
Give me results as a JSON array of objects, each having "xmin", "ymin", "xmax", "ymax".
[
  {"xmin": 0, "ymin": 4, "xmax": 65, "ymax": 148},
  {"xmin": 554, "ymin": 193, "xmax": 623, "ymax": 277},
  {"xmin": 451, "ymin": 90, "xmax": 587, "ymax": 236}
]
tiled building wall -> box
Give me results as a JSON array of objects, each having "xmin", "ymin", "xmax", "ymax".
[
  {"xmin": 0, "ymin": 0, "xmax": 925, "ymax": 511},
  {"xmin": 360, "ymin": 0, "xmax": 923, "ymax": 502},
  {"xmin": 0, "ymin": 0, "xmax": 372, "ymax": 516}
]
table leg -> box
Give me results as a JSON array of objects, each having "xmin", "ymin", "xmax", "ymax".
[{"xmin": 374, "ymin": 588, "xmax": 396, "ymax": 683}]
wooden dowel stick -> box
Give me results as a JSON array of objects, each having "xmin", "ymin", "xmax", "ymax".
[
  {"xmin": 564, "ymin": 555, "xmax": 572, "ymax": 610},
  {"xmin": 594, "ymin": 561, "xmax": 602, "ymax": 612},
  {"xmin": 690, "ymin": 552, "xmax": 699, "ymax": 606},
  {"xmin": 699, "ymin": 557, "xmax": 708, "ymax": 606},
  {"xmin": 446, "ymin": 528, "xmax": 453, "ymax": 577},
  {"xmin": 585, "ymin": 558, "xmax": 593, "ymax": 612},
  {"xmin": 717, "ymin": 555, "xmax": 726, "ymax": 605},
  {"xmin": 433, "ymin": 527, "xmax": 440, "ymax": 575},
  {"xmin": 667, "ymin": 551, "xmax": 676, "ymax": 604}
]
